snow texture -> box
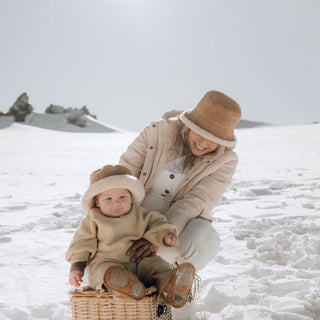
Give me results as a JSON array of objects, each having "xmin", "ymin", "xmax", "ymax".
[
  {"xmin": 0, "ymin": 122, "xmax": 319, "ymax": 320},
  {"xmin": 24, "ymin": 113, "xmax": 123, "ymax": 133}
]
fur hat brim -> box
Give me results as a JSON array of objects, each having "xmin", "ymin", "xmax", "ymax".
[
  {"xmin": 179, "ymin": 110, "xmax": 237, "ymax": 148},
  {"xmin": 81, "ymin": 175, "xmax": 145, "ymax": 211}
]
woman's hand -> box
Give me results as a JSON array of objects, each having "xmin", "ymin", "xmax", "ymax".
[
  {"xmin": 126, "ymin": 238, "xmax": 158, "ymax": 263},
  {"xmin": 69, "ymin": 269, "xmax": 84, "ymax": 287},
  {"xmin": 163, "ymin": 232, "xmax": 180, "ymax": 247}
]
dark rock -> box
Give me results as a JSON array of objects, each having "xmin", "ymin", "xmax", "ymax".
[
  {"xmin": 80, "ymin": 105, "xmax": 90, "ymax": 115},
  {"xmin": 45, "ymin": 103, "xmax": 96, "ymax": 119},
  {"xmin": 7, "ymin": 93, "xmax": 33, "ymax": 122},
  {"xmin": 80, "ymin": 105, "xmax": 97, "ymax": 119},
  {"xmin": 45, "ymin": 104, "xmax": 66, "ymax": 114},
  {"xmin": 67, "ymin": 110, "xmax": 87, "ymax": 127}
]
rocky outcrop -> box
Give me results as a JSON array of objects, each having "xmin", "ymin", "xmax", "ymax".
[
  {"xmin": 44, "ymin": 104, "xmax": 96, "ymax": 127},
  {"xmin": 1, "ymin": 93, "xmax": 118, "ymax": 132},
  {"xmin": 45, "ymin": 104, "xmax": 66, "ymax": 114},
  {"xmin": 45, "ymin": 104, "xmax": 96, "ymax": 118},
  {"xmin": 79, "ymin": 105, "xmax": 96, "ymax": 119},
  {"xmin": 67, "ymin": 110, "xmax": 87, "ymax": 128},
  {"xmin": 6, "ymin": 93, "xmax": 33, "ymax": 122}
]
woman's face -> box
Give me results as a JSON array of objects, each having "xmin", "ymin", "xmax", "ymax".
[{"xmin": 188, "ymin": 130, "xmax": 219, "ymax": 156}]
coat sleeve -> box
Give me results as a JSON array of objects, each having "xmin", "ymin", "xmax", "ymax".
[
  {"xmin": 142, "ymin": 210, "xmax": 178, "ymax": 247},
  {"xmin": 66, "ymin": 211, "xmax": 98, "ymax": 264},
  {"xmin": 119, "ymin": 125, "xmax": 149, "ymax": 178},
  {"xmin": 165, "ymin": 158, "xmax": 238, "ymax": 234}
]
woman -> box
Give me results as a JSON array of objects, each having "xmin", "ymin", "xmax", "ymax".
[{"xmin": 120, "ymin": 90, "xmax": 242, "ymax": 271}]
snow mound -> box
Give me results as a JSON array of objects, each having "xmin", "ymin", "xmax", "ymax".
[
  {"xmin": 0, "ymin": 111, "xmax": 125, "ymax": 133},
  {"xmin": 0, "ymin": 116, "xmax": 14, "ymax": 129},
  {"xmin": 24, "ymin": 112, "xmax": 123, "ymax": 132}
]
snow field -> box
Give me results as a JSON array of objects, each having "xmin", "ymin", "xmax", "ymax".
[{"xmin": 0, "ymin": 123, "xmax": 319, "ymax": 319}]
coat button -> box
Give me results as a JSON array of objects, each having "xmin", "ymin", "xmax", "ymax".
[
  {"xmin": 165, "ymin": 189, "xmax": 170, "ymax": 194},
  {"xmin": 142, "ymin": 172, "xmax": 147, "ymax": 176},
  {"xmin": 152, "ymin": 124, "xmax": 156, "ymax": 127},
  {"xmin": 150, "ymin": 146, "xmax": 154, "ymax": 150},
  {"xmin": 170, "ymin": 174, "xmax": 175, "ymax": 179}
]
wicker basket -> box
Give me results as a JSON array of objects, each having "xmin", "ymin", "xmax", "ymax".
[{"xmin": 70, "ymin": 285, "xmax": 172, "ymax": 320}]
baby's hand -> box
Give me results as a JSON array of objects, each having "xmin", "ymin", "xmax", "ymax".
[
  {"xmin": 163, "ymin": 232, "xmax": 180, "ymax": 247},
  {"xmin": 69, "ymin": 269, "xmax": 84, "ymax": 288}
]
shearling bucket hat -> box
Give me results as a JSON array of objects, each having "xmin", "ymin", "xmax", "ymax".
[
  {"xmin": 179, "ymin": 90, "xmax": 242, "ymax": 148},
  {"xmin": 81, "ymin": 165, "xmax": 145, "ymax": 211}
]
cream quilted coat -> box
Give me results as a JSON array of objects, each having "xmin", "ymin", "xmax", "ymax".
[{"xmin": 119, "ymin": 114, "xmax": 239, "ymax": 234}]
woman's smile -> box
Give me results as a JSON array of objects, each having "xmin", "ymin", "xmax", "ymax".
[
  {"xmin": 195, "ymin": 142, "xmax": 206, "ymax": 150},
  {"xmin": 188, "ymin": 130, "xmax": 219, "ymax": 156}
]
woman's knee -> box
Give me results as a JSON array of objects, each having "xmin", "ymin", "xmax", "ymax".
[
  {"xmin": 201, "ymin": 227, "xmax": 220, "ymax": 257},
  {"xmin": 179, "ymin": 219, "xmax": 220, "ymax": 270}
]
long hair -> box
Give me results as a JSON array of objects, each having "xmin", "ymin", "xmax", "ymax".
[{"xmin": 169, "ymin": 123, "xmax": 213, "ymax": 171}]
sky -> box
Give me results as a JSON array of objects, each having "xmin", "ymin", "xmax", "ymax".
[{"xmin": 0, "ymin": 0, "xmax": 319, "ymax": 132}]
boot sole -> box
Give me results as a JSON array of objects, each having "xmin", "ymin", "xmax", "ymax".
[
  {"xmin": 104, "ymin": 265, "xmax": 146, "ymax": 300},
  {"xmin": 162, "ymin": 263, "xmax": 195, "ymax": 308}
]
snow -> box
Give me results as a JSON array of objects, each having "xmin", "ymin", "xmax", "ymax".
[
  {"xmin": 0, "ymin": 122, "xmax": 320, "ymax": 320},
  {"xmin": 24, "ymin": 113, "xmax": 124, "ymax": 133},
  {"xmin": 0, "ymin": 116, "xmax": 14, "ymax": 129}
]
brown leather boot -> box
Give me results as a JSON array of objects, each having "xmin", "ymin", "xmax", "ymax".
[
  {"xmin": 104, "ymin": 265, "xmax": 146, "ymax": 300},
  {"xmin": 160, "ymin": 263, "xmax": 195, "ymax": 308}
]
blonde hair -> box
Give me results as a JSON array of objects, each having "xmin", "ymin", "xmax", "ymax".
[{"xmin": 170, "ymin": 123, "xmax": 217, "ymax": 171}]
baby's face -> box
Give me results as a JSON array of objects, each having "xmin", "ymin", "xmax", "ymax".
[{"xmin": 96, "ymin": 188, "xmax": 132, "ymax": 217}]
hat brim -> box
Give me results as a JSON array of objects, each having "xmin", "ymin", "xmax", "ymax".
[
  {"xmin": 81, "ymin": 175, "xmax": 145, "ymax": 211},
  {"xmin": 179, "ymin": 110, "xmax": 237, "ymax": 148}
]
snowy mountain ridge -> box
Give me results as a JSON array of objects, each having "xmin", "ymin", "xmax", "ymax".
[
  {"xmin": 0, "ymin": 113, "xmax": 124, "ymax": 133},
  {"xmin": 0, "ymin": 112, "xmax": 268, "ymax": 133},
  {"xmin": 0, "ymin": 92, "xmax": 272, "ymax": 132}
]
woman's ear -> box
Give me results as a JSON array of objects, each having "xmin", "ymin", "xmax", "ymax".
[{"xmin": 95, "ymin": 197, "xmax": 100, "ymax": 207}]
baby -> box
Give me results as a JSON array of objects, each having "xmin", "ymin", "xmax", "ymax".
[{"xmin": 66, "ymin": 165, "xmax": 195, "ymax": 308}]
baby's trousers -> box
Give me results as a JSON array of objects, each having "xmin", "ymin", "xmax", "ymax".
[
  {"xmin": 158, "ymin": 218, "xmax": 220, "ymax": 271},
  {"xmin": 87, "ymin": 256, "xmax": 173, "ymax": 292}
]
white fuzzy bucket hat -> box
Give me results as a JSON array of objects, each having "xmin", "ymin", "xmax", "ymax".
[
  {"xmin": 81, "ymin": 165, "xmax": 145, "ymax": 211},
  {"xmin": 179, "ymin": 90, "xmax": 242, "ymax": 148}
]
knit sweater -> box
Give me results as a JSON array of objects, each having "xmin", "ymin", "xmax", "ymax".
[{"xmin": 66, "ymin": 204, "xmax": 177, "ymax": 271}]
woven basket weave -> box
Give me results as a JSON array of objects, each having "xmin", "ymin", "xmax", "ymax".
[{"xmin": 70, "ymin": 285, "xmax": 172, "ymax": 320}]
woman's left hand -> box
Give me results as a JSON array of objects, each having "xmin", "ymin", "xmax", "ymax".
[{"xmin": 126, "ymin": 238, "xmax": 158, "ymax": 263}]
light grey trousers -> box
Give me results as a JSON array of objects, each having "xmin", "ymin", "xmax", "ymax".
[{"xmin": 158, "ymin": 219, "xmax": 220, "ymax": 271}]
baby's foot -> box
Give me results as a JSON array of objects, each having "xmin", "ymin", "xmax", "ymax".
[
  {"xmin": 104, "ymin": 265, "xmax": 146, "ymax": 300},
  {"xmin": 160, "ymin": 263, "xmax": 195, "ymax": 308}
]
